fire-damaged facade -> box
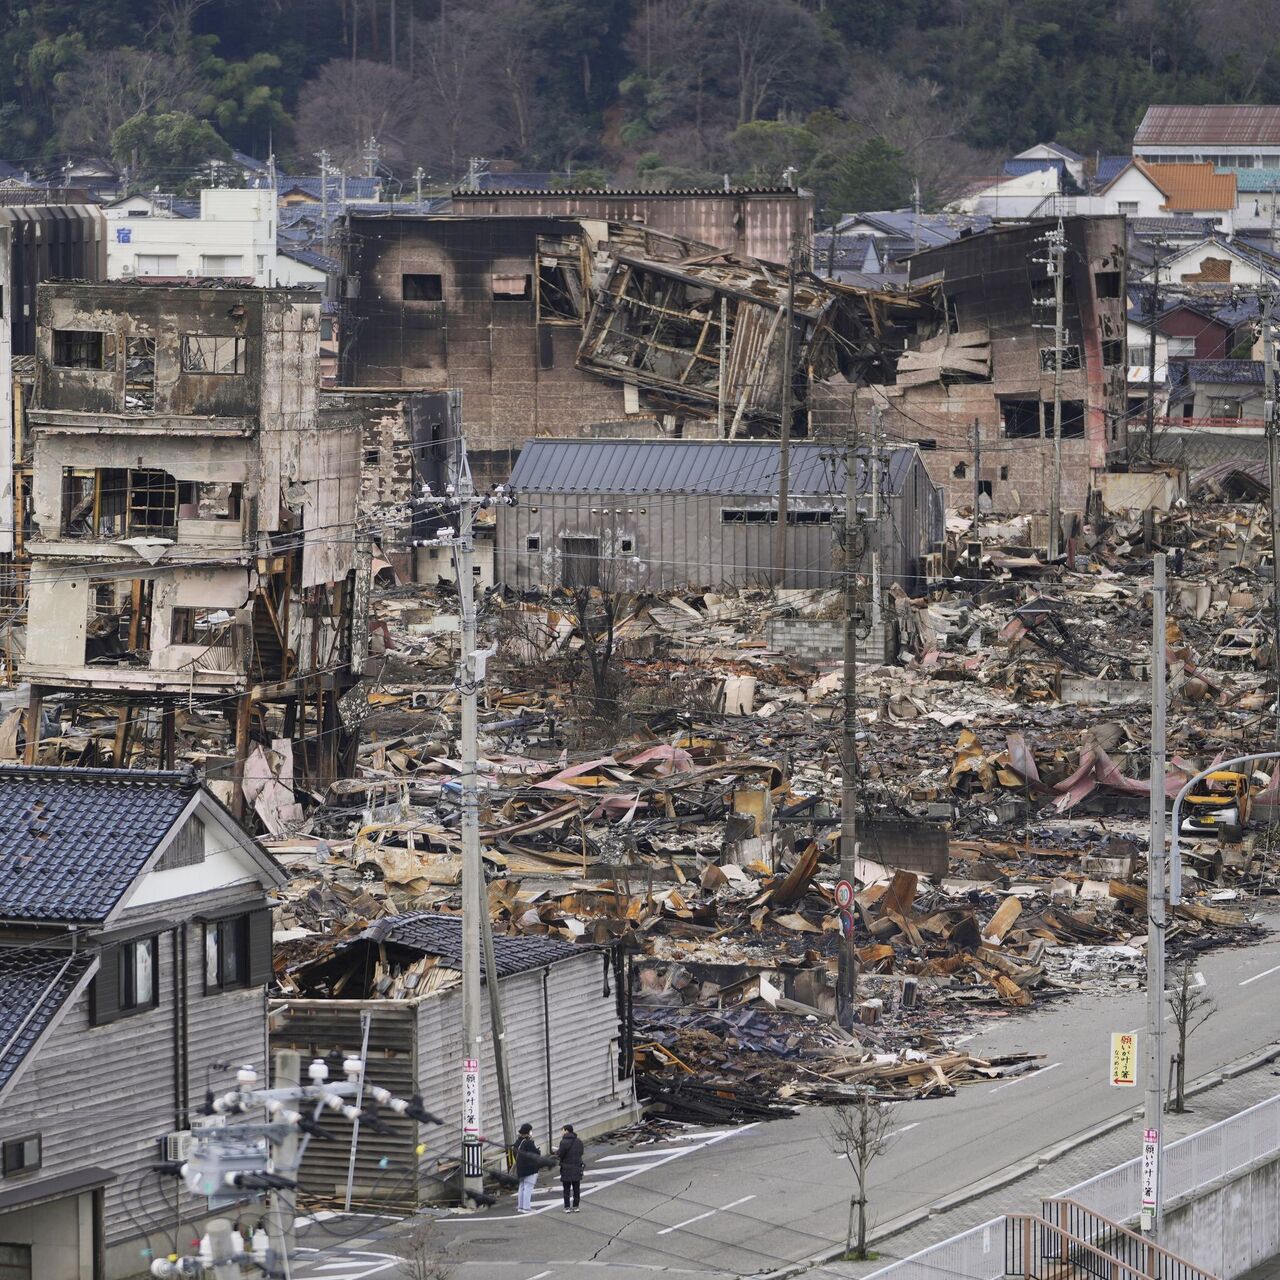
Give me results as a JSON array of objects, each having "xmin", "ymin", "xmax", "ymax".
[
  {"xmin": 20, "ymin": 282, "xmax": 364, "ymax": 815},
  {"xmin": 831, "ymin": 216, "xmax": 1128, "ymax": 518},
  {"xmin": 339, "ymin": 212, "xmax": 921, "ymax": 490}
]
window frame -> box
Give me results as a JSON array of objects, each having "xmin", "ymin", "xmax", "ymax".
[
  {"xmin": 181, "ymin": 335, "xmax": 247, "ymax": 376},
  {"xmin": 1, "ymin": 1134, "xmax": 41, "ymax": 1177},
  {"xmin": 202, "ymin": 908, "xmax": 272, "ymax": 994},
  {"xmin": 52, "ymin": 330, "xmax": 109, "ymax": 370},
  {"xmin": 90, "ymin": 935, "xmax": 159, "ymax": 1026},
  {"xmin": 118, "ymin": 936, "xmax": 159, "ymax": 1014}
]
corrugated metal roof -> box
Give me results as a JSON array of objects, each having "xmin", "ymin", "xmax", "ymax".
[
  {"xmin": 1229, "ymin": 168, "xmax": 1280, "ymax": 192},
  {"xmin": 507, "ymin": 439, "xmax": 918, "ymax": 498},
  {"xmin": 452, "ymin": 186, "xmax": 802, "ymax": 198},
  {"xmin": 1135, "ymin": 105, "xmax": 1280, "ymax": 146},
  {"xmin": 363, "ymin": 913, "xmax": 594, "ymax": 977},
  {"xmin": 1133, "ymin": 160, "xmax": 1237, "ymax": 212}
]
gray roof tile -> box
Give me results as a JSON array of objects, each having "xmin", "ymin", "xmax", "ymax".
[
  {"xmin": 363, "ymin": 912, "xmax": 593, "ymax": 977},
  {"xmin": 0, "ymin": 767, "xmax": 198, "ymax": 923},
  {"xmin": 0, "ymin": 948, "xmax": 94, "ymax": 1093}
]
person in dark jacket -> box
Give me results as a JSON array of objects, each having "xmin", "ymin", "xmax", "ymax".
[
  {"xmin": 514, "ymin": 1122, "xmax": 541, "ymax": 1212},
  {"xmin": 556, "ymin": 1124, "xmax": 585, "ymax": 1211}
]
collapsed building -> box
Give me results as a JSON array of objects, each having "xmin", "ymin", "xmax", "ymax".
[
  {"xmin": 19, "ymin": 282, "xmax": 364, "ymax": 815},
  {"xmin": 834, "ymin": 216, "xmax": 1129, "ymax": 521}
]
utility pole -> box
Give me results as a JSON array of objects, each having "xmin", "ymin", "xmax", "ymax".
[
  {"xmin": 265, "ymin": 1050, "xmax": 301, "ymax": 1273},
  {"xmin": 971, "ymin": 417, "xmax": 982, "ymax": 572},
  {"xmin": 838, "ymin": 421, "xmax": 862, "ymax": 1027},
  {"xmin": 363, "ymin": 136, "xmax": 380, "ymax": 179},
  {"xmin": 774, "ymin": 235, "xmax": 798, "ymax": 588},
  {"xmin": 1049, "ymin": 218, "xmax": 1066, "ymax": 561},
  {"xmin": 869, "ymin": 403, "xmax": 882, "ymax": 640},
  {"xmin": 1265, "ymin": 292, "xmax": 1280, "ymax": 751},
  {"xmin": 316, "ymin": 149, "xmax": 331, "ymax": 258},
  {"xmin": 1146, "ymin": 248, "xmax": 1162, "ymax": 463},
  {"xmin": 717, "ymin": 295, "xmax": 728, "ymax": 436},
  {"xmin": 414, "ymin": 166, "xmax": 425, "ymax": 210},
  {"xmin": 1143, "ymin": 552, "xmax": 1168, "ymax": 1238}
]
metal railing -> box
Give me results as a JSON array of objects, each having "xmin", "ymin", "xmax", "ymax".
[
  {"xmin": 1005, "ymin": 1211, "xmax": 1217, "ymax": 1280},
  {"xmin": 861, "ymin": 1216, "xmax": 1006, "ymax": 1280},
  {"xmin": 1051, "ymin": 1092, "xmax": 1280, "ymax": 1227}
]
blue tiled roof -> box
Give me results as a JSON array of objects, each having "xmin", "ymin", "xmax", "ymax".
[
  {"xmin": 280, "ymin": 247, "xmax": 340, "ymax": 273},
  {"xmin": 1220, "ymin": 168, "xmax": 1280, "ymax": 192},
  {"xmin": 1003, "ymin": 157, "xmax": 1066, "ymax": 178},
  {"xmin": 812, "ymin": 231, "xmax": 881, "ymax": 274},
  {"xmin": 0, "ymin": 949, "xmax": 95, "ymax": 1095},
  {"xmin": 1093, "ymin": 156, "xmax": 1131, "ymax": 189},
  {"xmin": 361, "ymin": 912, "xmax": 592, "ymax": 977},
  {"xmin": 1180, "ymin": 358, "xmax": 1264, "ymax": 384},
  {"xmin": 282, "ymin": 176, "xmax": 381, "ymax": 201},
  {"xmin": 0, "ymin": 767, "xmax": 197, "ymax": 923}
]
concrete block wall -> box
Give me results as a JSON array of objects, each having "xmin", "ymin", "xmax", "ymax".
[{"xmin": 765, "ymin": 616, "xmax": 896, "ymax": 664}]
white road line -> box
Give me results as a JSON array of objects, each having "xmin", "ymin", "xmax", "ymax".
[
  {"xmin": 656, "ymin": 1194, "xmax": 756, "ymax": 1236},
  {"xmin": 597, "ymin": 1151, "xmax": 673, "ymax": 1163},
  {"xmin": 1240, "ymin": 962, "xmax": 1280, "ymax": 986},
  {"xmin": 989, "ymin": 1062, "xmax": 1061, "ymax": 1093},
  {"xmin": 527, "ymin": 1271, "xmax": 554, "ymax": 1279},
  {"xmin": 838, "ymin": 1121, "xmax": 919, "ymax": 1157}
]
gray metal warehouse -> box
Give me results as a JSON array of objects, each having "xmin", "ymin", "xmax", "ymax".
[{"xmin": 496, "ymin": 438, "xmax": 943, "ymax": 593}]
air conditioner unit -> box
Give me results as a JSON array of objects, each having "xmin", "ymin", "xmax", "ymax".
[{"xmin": 162, "ymin": 1130, "xmax": 193, "ymax": 1162}]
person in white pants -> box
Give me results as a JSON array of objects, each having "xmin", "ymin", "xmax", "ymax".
[{"xmin": 514, "ymin": 1122, "xmax": 540, "ymax": 1212}]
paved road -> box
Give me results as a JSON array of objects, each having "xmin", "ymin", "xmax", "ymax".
[{"xmin": 293, "ymin": 919, "xmax": 1280, "ymax": 1280}]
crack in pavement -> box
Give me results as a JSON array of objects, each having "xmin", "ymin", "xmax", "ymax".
[{"xmin": 588, "ymin": 1177, "xmax": 694, "ymax": 1264}]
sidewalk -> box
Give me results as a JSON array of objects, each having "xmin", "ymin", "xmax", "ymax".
[{"xmin": 797, "ymin": 1043, "xmax": 1280, "ymax": 1279}]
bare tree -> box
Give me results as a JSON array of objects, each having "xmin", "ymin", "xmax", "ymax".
[
  {"xmin": 294, "ymin": 58, "xmax": 430, "ymax": 173},
  {"xmin": 828, "ymin": 1091, "xmax": 896, "ymax": 1261},
  {"xmin": 565, "ymin": 584, "xmax": 631, "ymax": 718},
  {"xmin": 392, "ymin": 1215, "xmax": 454, "ymax": 1280},
  {"xmin": 413, "ymin": 3, "xmax": 499, "ymax": 175},
  {"xmin": 1166, "ymin": 961, "xmax": 1215, "ymax": 1114}
]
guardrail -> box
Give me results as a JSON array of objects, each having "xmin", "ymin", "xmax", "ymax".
[
  {"xmin": 1051, "ymin": 1091, "xmax": 1280, "ymax": 1226},
  {"xmin": 1006, "ymin": 1209, "xmax": 1217, "ymax": 1280}
]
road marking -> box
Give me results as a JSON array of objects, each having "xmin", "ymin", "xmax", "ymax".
[
  {"xmin": 528, "ymin": 1271, "xmax": 553, "ymax": 1279},
  {"xmin": 656, "ymin": 1194, "xmax": 756, "ymax": 1236},
  {"xmin": 1240, "ymin": 962, "xmax": 1280, "ymax": 986},
  {"xmin": 989, "ymin": 1062, "xmax": 1061, "ymax": 1093},
  {"xmin": 442, "ymin": 1125, "xmax": 760, "ymax": 1222},
  {"xmin": 837, "ymin": 1121, "xmax": 918, "ymax": 1157}
]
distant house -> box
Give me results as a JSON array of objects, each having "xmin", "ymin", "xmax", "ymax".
[
  {"xmin": 1134, "ymin": 105, "xmax": 1280, "ymax": 169},
  {"xmin": 946, "ymin": 166, "xmax": 1063, "ymax": 219},
  {"xmin": 497, "ymin": 438, "xmax": 943, "ymax": 594},
  {"xmin": 810, "ymin": 230, "xmax": 885, "ymax": 282},
  {"xmin": 1154, "ymin": 235, "xmax": 1280, "ymax": 287},
  {"xmin": 833, "ymin": 210, "xmax": 992, "ymax": 265},
  {"xmin": 278, "ymin": 176, "xmax": 382, "ymax": 207},
  {"xmin": 1097, "ymin": 160, "xmax": 1236, "ymax": 231},
  {"xmin": 1167, "ymin": 358, "xmax": 1266, "ymax": 430},
  {"xmin": 1228, "ymin": 167, "xmax": 1280, "ymax": 238},
  {"xmin": 1009, "ymin": 141, "xmax": 1086, "ymax": 189},
  {"xmin": 0, "ymin": 766, "xmax": 285, "ymax": 1280}
]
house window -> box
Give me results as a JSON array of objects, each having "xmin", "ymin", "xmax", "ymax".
[
  {"xmin": 182, "ymin": 335, "xmax": 246, "ymax": 375},
  {"xmin": 789, "ymin": 510, "xmax": 834, "ymax": 524},
  {"xmin": 52, "ymin": 329, "xmax": 106, "ymax": 369},
  {"xmin": 1117, "ymin": 202, "xmax": 1140, "ymax": 214},
  {"xmin": 1130, "ymin": 346, "xmax": 1151, "ymax": 366},
  {"xmin": 91, "ymin": 936, "xmax": 158, "ymax": 1025},
  {"xmin": 1209, "ymin": 397, "xmax": 1243, "ymax": 419},
  {"xmin": 204, "ymin": 909, "xmax": 271, "ymax": 992},
  {"xmin": 619, "ymin": 536, "xmax": 635, "ymax": 552},
  {"xmin": 953, "ymin": 462, "xmax": 968, "ymax": 479},
  {"xmin": 0, "ymin": 1244, "xmax": 32, "ymax": 1278},
  {"xmin": 365, "ymin": 448, "xmax": 381, "ymax": 465},
  {"xmin": 128, "ymin": 470, "xmax": 178, "ymax": 534},
  {"xmin": 721, "ymin": 509, "xmax": 776, "ymax": 523},
  {"xmin": 1094, "ymin": 271, "xmax": 1122, "ymax": 299},
  {"xmin": 1, "ymin": 1135, "xmax": 41, "ymax": 1177},
  {"xmin": 156, "ymin": 816, "xmax": 205, "ymax": 871},
  {"xmin": 1000, "ymin": 466, "xmax": 1009, "ymax": 480},
  {"xmin": 526, "ymin": 534, "xmax": 541, "ymax": 552},
  {"xmin": 1167, "ymin": 336, "xmax": 1196, "ymax": 358},
  {"xmin": 1001, "ymin": 397, "xmax": 1085, "ymax": 438},
  {"xmin": 200, "ymin": 254, "xmax": 244, "ymax": 275},
  {"xmin": 1039, "ymin": 345, "xmax": 1081, "ymax": 372},
  {"xmin": 492, "ymin": 273, "xmax": 533, "ymax": 300},
  {"xmin": 135, "ymin": 254, "xmax": 179, "ymax": 276},
  {"xmin": 402, "ymin": 273, "xmax": 442, "ymax": 301}
]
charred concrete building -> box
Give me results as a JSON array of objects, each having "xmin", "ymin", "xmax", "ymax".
[
  {"xmin": 339, "ymin": 213, "xmax": 915, "ymax": 492},
  {"xmin": 20, "ymin": 282, "xmax": 363, "ymax": 813},
  {"xmin": 826, "ymin": 216, "xmax": 1127, "ymax": 521},
  {"xmin": 448, "ymin": 186, "xmax": 813, "ymax": 265}
]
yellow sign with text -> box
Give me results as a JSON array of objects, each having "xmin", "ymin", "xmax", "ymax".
[{"xmin": 1111, "ymin": 1032, "xmax": 1137, "ymax": 1087}]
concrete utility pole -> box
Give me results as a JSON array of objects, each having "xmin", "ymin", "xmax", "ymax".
[
  {"xmin": 316, "ymin": 149, "xmax": 331, "ymax": 258},
  {"xmin": 1146, "ymin": 250, "xmax": 1162, "ymax": 463},
  {"xmin": 265, "ymin": 1050, "xmax": 301, "ymax": 1273},
  {"xmin": 455, "ymin": 468, "xmax": 486, "ymax": 1205},
  {"xmin": 774, "ymin": 236, "xmax": 798, "ymax": 588},
  {"xmin": 838, "ymin": 422, "xmax": 862, "ymax": 1027},
  {"xmin": 971, "ymin": 416, "xmax": 982, "ymax": 572},
  {"xmin": 1264, "ymin": 292, "xmax": 1280, "ymax": 751},
  {"xmin": 1049, "ymin": 219, "xmax": 1066, "ymax": 561},
  {"xmin": 363, "ymin": 136, "xmax": 380, "ymax": 179},
  {"xmin": 414, "ymin": 166, "xmax": 425, "ymax": 209},
  {"xmin": 869, "ymin": 403, "xmax": 882, "ymax": 639},
  {"xmin": 1143, "ymin": 553, "xmax": 1167, "ymax": 1237}
]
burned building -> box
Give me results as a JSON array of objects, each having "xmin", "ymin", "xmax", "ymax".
[
  {"xmin": 20, "ymin": 282, "xmax": 364, "ymax": 813},
  {"xmin": 497, "ymin": 438, "xmax": 943, "ymax": 594},
  {"xmin": 449, "ymin": 186, "xmax": 813, "ymax": 265},
  {"xmin": 340, "ymin": 213, "xmax": 920, "ymax": 491},
  {"xmin": 831, "ymin": 216, "xmax": 1127, "ymax": 520}
]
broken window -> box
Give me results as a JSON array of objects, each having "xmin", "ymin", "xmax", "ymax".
[
  {"xmin": 999, "ymin": 466, "xmax": 1009, "ymax": 480},
  {"xmin": 62, "ymin": 467, "xmax": 127, "ymax": 538},
  {"xmin": 536, "ymin": 236, "xmax": 586, "ymax": 323},
  {"xmin": 1001, "ymin": 398, "xmax": 1085, "ymax": 439},
  {"xmin": 721, "ymin": 509, "xmax": 776, "ymax": 524},
  {"xmin": 493, "ymin": 273, "xmax": 533, "ymax": 301},
  {"xmin": 789, "ymin": 510, "xmax": 834, "ymax": 525},
  {"xmin": 172, "ymin": 606, "xmax": 235, "ymax": 645},
  {"xmin": 1101, "ymin": 339, "xmax": 1125, "ymax": 367},
  {"xmin": 402, "ymin": 273, "xmax": 443, "ymax": 301},
  {"xmin": 178, "ymin": 481, "xmax": 242, "ymax": 521},
  {"xmin": 1094, "ymin": 270, "xmax": 1122, "ymax": 299},
  {"xmin": 953, "ymin": 462, "xmax": 968, "ymax": 479},
  {"xmin": 128, "ymin": 470, "xmax": 178, "ymax": 534},
  {"xmin": 561, "ymin": 535, "xmax": 601, "ymax": 588},
  {"xmin": 52, "ymin": 330, "xmax": 107, "ymax": 369},
  {"xmin": 125, "ymin": 336, "xmax": 156, "ymax": 411},
  {"xmin": 1039, "ymin": 345, "xmax": 1081, "ymax": 372},
  {"xmin": 978, "ymin": 480, "xmax": 993, "ymax": 499},
  {"xmin": 913, "ymin": 439, "xmax": 937, "ymax": 451},
  {"xmin": 182, "ymin": 335, "xmax": 246, "ymax": 375},
  {"xmin": 1209, "ymin": 397, "xmax": 1243, "ymax": 419}
]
